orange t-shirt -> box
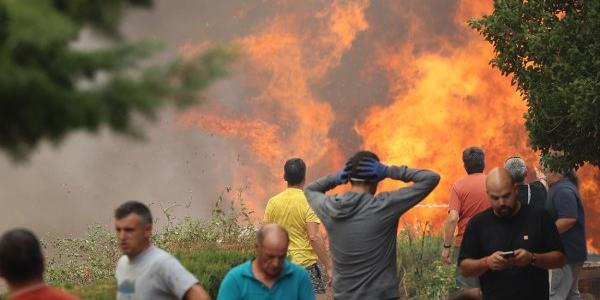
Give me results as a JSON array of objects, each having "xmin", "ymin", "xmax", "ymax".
[
  {"xmin": 448, "ymin": 173, "xmax": 490, "ymax": 247},
  {"xmin": 9, "ymin": 286, "xmax": 79, "ymax": 300}
]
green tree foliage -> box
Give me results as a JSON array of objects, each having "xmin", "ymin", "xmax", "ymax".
[
  {"xmin": 0, "ymin": 0, "xmax": 235, "ymax": 160},
  {"xmin": 469, "ymin": 0, "xmax": 600, "ymax": 171}
]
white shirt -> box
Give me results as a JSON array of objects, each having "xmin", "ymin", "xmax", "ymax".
[{"xmin": 116, "ymin": 245, "xmax": 198, "ymax": 300}]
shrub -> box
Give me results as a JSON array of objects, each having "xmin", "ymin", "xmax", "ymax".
[
  {"xmin": 176, "ymin": 249, "xmax": 253, "ymax": 298},
  {"xmin": 44, "ymin": 225, "xmax": 119, "ymax": 289},
  {"xmin": 397, "ymin": 222, "xmax": 458, "ymax": 299},
  {"xmin": 41, "ymin": 186, "xmax": 256, "ymax": 290}
]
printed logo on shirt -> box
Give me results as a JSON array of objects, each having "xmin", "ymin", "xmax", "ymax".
[{"xmin": 118, "ymin": 279, "xmax": 135, "ymax": 299}]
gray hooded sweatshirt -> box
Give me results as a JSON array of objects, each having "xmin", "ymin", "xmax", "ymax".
[{"xmin": 304, "ymin": 166, "xmax": 440, "ymax": 300}]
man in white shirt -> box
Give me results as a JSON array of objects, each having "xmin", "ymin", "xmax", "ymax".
[{"xmin": 114, "ymin": 201, "xmax": 211, "ymax": 300}]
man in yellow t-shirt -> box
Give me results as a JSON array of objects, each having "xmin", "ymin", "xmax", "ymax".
[{"xmin": 264, "ymin": 158, "xmax": 331, "ymax": 299}]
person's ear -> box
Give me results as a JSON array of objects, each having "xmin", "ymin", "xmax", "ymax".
[{"xmin": 144, "ymin": 223, "xmax": 152, "ymax": 238}]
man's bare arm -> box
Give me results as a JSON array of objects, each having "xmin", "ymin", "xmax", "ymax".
[
  {"xmin": 441, "ymin": 210, "xmax": 459, "ymax": 263},
  {"xmin": 443, "ymin": 210, "xmax": 459, "ymax": 246},
  {"xmin": 459, "ymin": 257, "xmax": 488, "ymax": 277},
  {"xmin": 183, "ymin": 284, "xmax": 211, "ymax": 300},
  {"xmin": 307, "ymin": 222, "xmax": 332, "ymax": 286},
  {"xmin": 460, "ymin": 251, "xmax": 510, "ymax": 277},
  {"xmin": 307, "ymin": 223, "xmax": 331, "ymax": 269},
  {"xmin": 555, "ymin": 218, "xmax": 576, "ymax": 234},
  {"xmin": 531, "ymin": 251, "xmax": 565, "ymax": 269}
]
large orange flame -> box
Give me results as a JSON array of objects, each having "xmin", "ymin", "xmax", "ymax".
[
  {"xmin": 179, "ymin": 0, "xmax": 600, "ymax": 253},
  {"xmin": 179, "ymin": 0, "xmax": 369, "ymax": 212}
]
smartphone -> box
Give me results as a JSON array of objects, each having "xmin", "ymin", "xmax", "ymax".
[{"xmin": 500, "ymin": 251, "xmax": 515, "ymax": 258}]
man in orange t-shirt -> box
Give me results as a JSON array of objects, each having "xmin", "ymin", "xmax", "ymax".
[
  {"xmin": 441, "ymin": 147, "xmax": 490, "ymax": 299},
  {"xmin": 0, "ymin": 229, "xmax": 79, "ymax": 300}
]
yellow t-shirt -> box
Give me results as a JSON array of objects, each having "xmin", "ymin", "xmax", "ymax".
[{"xmin": 263, "ymin": 188, "xmax": 321, "ymax": 268}]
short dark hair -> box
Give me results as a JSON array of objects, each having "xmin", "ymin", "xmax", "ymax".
[
  {"xmin": 284, "ymin": 158, "xmax": 306, "ymax": 185},
  {"xmin": 0, "ymin": 229, "xmax": 44, "ymax": 283},
  {"xmin": 463, "ymin": 147, "xmax": 485, "ymax": 174},
  {"xmin": 115, "ymin": 201, "xmax": 153, "ymax": 225},
  {"xmin": 348, "ymin": 150, "xmax": 380, "ymax": 183}
]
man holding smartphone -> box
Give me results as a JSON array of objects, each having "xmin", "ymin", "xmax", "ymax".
[{"xmin": 458, "ymin": 168, "xmax": 566, "ymax": 299}]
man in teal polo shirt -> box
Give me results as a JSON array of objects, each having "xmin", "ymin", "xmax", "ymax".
[{"xmin": 217, "ymin": 224, "xmax": 315, "ymax": 300}]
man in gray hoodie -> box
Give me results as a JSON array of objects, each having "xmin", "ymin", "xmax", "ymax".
[{"xmin": 304, "ymin": 150, "xmax": 440, "ymax": 300}]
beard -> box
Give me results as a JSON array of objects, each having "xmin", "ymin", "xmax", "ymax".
[{"xmin": 497, "ymin": 205, "xmax": 515, "ymax": 217}]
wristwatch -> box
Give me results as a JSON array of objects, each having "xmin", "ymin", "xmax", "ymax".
[
  {"xmin": 530, "ymin": 253, "xmax": 537, "ymax": 266},
  {"xmin": 443, "ymin": 244, "xmax": 452, "ymax": 249}
]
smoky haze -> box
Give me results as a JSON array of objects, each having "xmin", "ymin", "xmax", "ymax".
[{"xmin": 0, "ymin": 0, "xmax": 273, "ymax": 236}]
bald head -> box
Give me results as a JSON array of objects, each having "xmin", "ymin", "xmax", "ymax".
[
  {"xmin": 486, "ymin": 167, "xmax": 514, "ymax": 191},
  {"xmin": 255, "ymin": 224, "xmax": 289, "ymax": 278},
  {"xmin": 486, "ymin": 167, "xmax": 519, "ymax": 217},
  {"xmin": 257, "ymin": 224, "xmax": 289, "ymax": 248}
]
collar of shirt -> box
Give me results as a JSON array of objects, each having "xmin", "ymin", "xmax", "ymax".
[
  {"xmin": 285, "ymin": 187, "xmax": 304, "ymax": 193},
  {"xmin": 240, "ymin": 259, "xmax": 295, "ymax": 283},
  {"xmin": 128, "ymin": 245, "xmax": 155, "ymax": 264}
]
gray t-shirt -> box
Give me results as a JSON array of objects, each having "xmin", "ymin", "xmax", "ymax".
[{"xmin": 116, "ymin": 245, "xmax": 198, "ymax": 300}]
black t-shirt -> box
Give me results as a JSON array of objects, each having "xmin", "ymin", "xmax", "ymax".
[
  {"xmin": 517, "ymin": 181, "xmax": 547, "ymax": 210},
  {"xmin": 458, "ymin": 205, "xmax": 564, "ymax": 300}
]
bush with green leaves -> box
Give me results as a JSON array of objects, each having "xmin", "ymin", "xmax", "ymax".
[
  {"xmin": 176, "ymin": 249, "xmax": 253, "ymax": 298},
  {"xmin": 40, "ymin": 186, "xmax": 255, "ymax": 291},
  {"xmin": 44, "ymin": 225, "xmax": 120, "ymax": 289},
  {"xmin": 397, "ymin": 222, "xmax": 458, "ymax": 299},
  {"xmin": 469, "ymin": 1, "xmax": 600, "ymax": 171}
]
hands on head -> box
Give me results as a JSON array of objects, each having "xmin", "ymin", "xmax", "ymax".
[{"xmin": 335, "ymin": 158, "xmax": 389, "ymax": 184}]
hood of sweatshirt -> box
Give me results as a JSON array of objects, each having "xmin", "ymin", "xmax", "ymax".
[{"xmin": 323, "ymin": 191, "xmax": 374, "ymax": 220}]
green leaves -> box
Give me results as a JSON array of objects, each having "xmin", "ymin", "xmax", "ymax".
[
  {"xmin": 470, "ymin": 0, "xmax": 600, "ymax": 170},
  {"xmin": 0, "ymin": 0, "xmax": 236, "ymax": 161}
]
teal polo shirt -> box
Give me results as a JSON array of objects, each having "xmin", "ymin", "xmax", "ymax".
[{"xmin": 217, "ymin": 259, "xmax": 316, "ymax": 300}]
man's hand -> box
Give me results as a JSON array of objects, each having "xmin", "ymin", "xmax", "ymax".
[
  {"xmin": 335, "ymin": 160, "xmax": 353, "ymax": 184},
  {"xmin": 511, "ymin": 248, "xmax": 533, "ymax": 267},
  {"xmin": 487, "ymin": 251, "xmax": 509, "ymax": 271},
  {"xmin": 326, "ymin": 266, "xmax": 333, "ymax": 287},
  {"xmin": 441, "ymin": 248, "xmax": 451, "ymax": 264},
  {"xmin": 356, "ymin": 158, "xmax": 389, "ymax": 182}
]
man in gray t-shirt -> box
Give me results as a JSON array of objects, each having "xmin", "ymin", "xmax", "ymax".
[
  {"xmin": 114, "ymin": 201, "xmax": 211, "ymax": 300},
  {"xmin": 304, "ymin": 151, "xmax": 440, "ymax": 300}
]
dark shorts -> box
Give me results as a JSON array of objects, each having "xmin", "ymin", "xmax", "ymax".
[{"xmin": 306, "ymin": 263, "xmax": 326, "ymax": 294}]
